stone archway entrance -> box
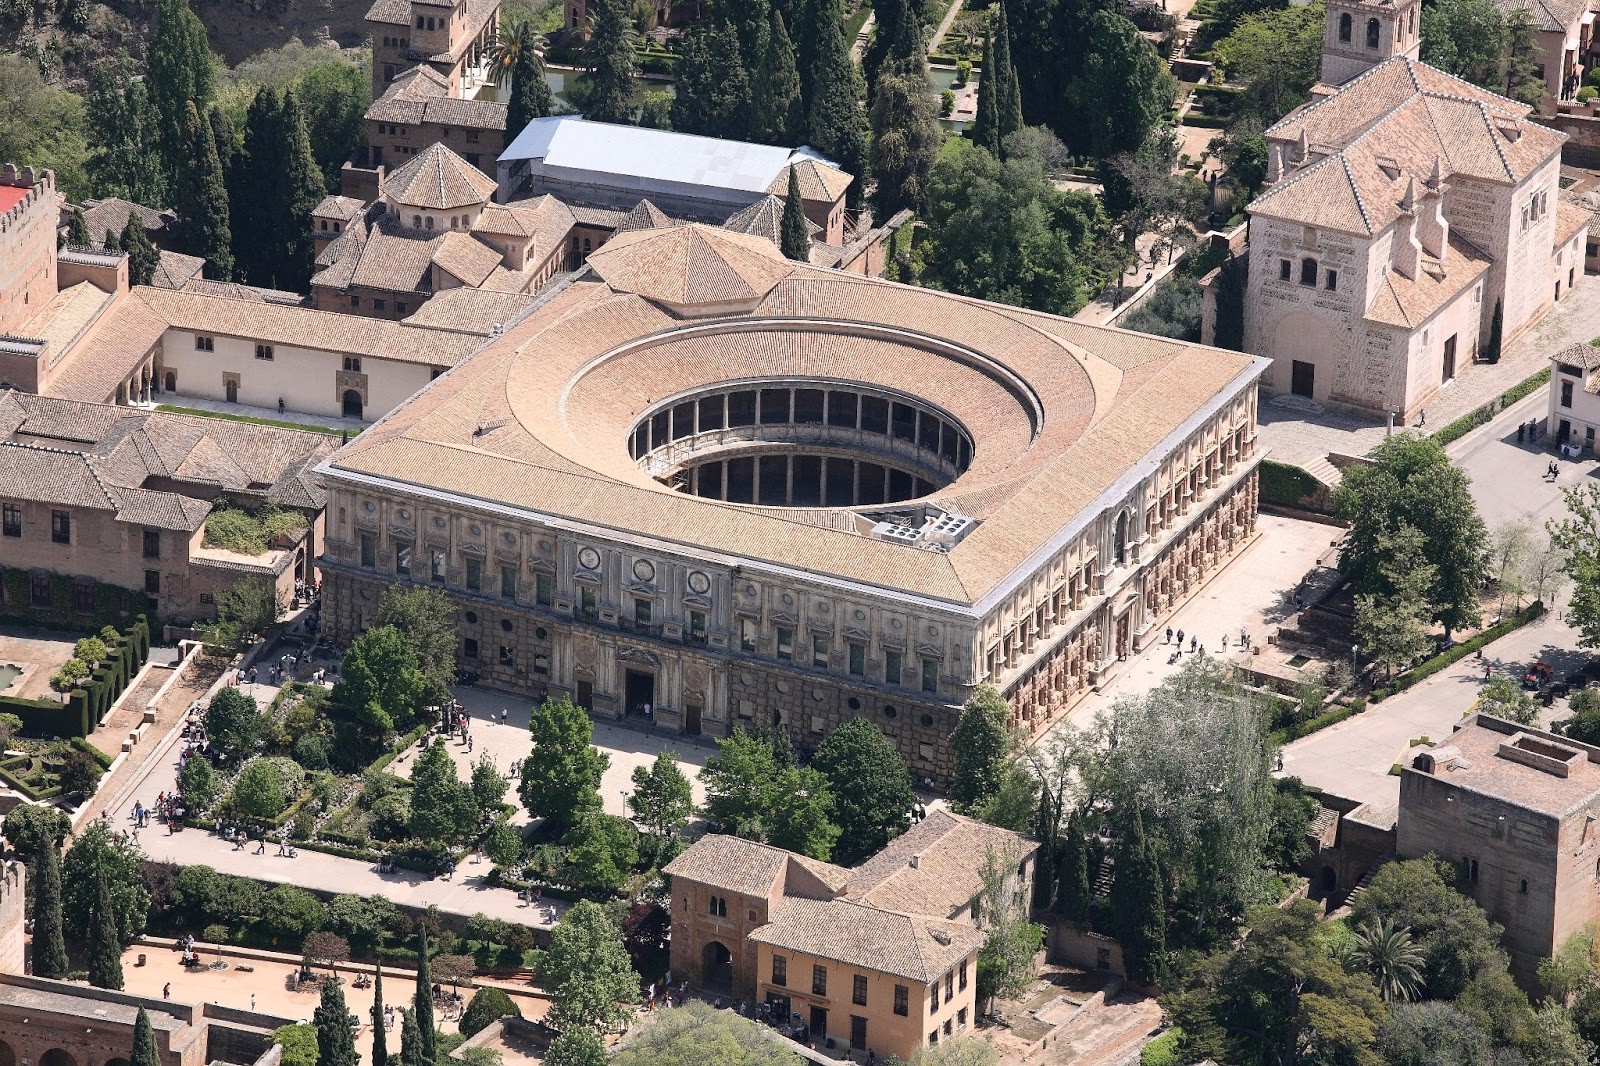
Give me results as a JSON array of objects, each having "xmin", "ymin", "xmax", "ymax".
[
  {"xmin": 701, "ymin": 939, "xmax": 733, "ymax": 994},
  {"xmin": 342, "ymin": 389, "xmax": 364, "ymax": 420},
  {"xmin": 0, "ymin": 1037, "xmax": 17, "ymax": 1066},
  {"xmin": 41, "ymin": 1049, "xmax": 78, "ymax": 1066}
]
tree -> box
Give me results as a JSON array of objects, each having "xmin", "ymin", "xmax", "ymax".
[
  {"xmin": 275, "ymin": 88, "xmax": 327, "ymax": 289},
  {"xmin": 414, "ymin": 928, "xmax": 436, "ymax": 1064},
  {"xmin": 584, "ymin": 0, "xmax": 638, "ymax": 123},
  {"xmin": 609, "ymin": 1000, "xmax": 802, "ymax": 1065},
  {"xmin": 949, "ymin": 686, "xmax": 1014, "ymax": 814},
  {"xmin": 1350, "ymin": 856, "xmax": 1510, "ymax": 999},
  {"xmin": 333, "ymin": 626, "xmax": 427, "ymax": 739},
  {"xmin": 296, "ymin": 61, "xmax": 372, "ymax": 191},
  {"xmin": 59, "ymin": 750, "xmax": 101, "ymax": 799},
  {"xmin": 88, "ymin": 869, "xmax": 125, "ymax": 989},
  {"xmin": 207, "ymin": 578, "xmax": 280, "ymax": 652},
  {"xmin": 65, "ymin": 209, "xmax": 91, "ymax": 249},
  {"xmin": 378, "ymin": 587, "xmax": 460, "ymax": 708},
  {"xmin": 870, "ymin": 65, "xmax": 942, "ymax": 218},
  {"xmin": 561, "ymin": 812, "xmax": 640, "ymax": 892},
  {"xmin": 132, "ymin": 1008, "xmax": 162, "ymax": 1066},
  {"xmin": 1489, "ymin": 520, "xmax": 1535, "ymax": 618},
  {"xmin": 231, "ymin": 87, "xmax": 324, "ymax": 289},
  {"xmin": 399, "ymin": 1007, "xmax": 422, "ymax": 1066},
  {"xmin": 63, "ymin": 819, "xmax": 149, "ymax": 944},
  {"xmin": 1213, "ymin": 3, "xmax": 1326, "ymax": 127},
  {"xmin": 179, "ymin": 753, "xmax": 219, "ymax": 809},
  {"xmin": 1548, "ymin": 483, "xmax": 1600, "ymax": 649},
  {"xmin": 1336, "ymin": 433, "xmax": 1489, "ymax": 639},
  {"xmin": 471, "ymin": 753, "xmax": 509, "ymax": 820},
  {"xmin": 753, "ymin": 2, "xmax": 803, "ymax": 144},
  {"xmin": 1377, "ymin": 1001, "xmax": 1500, "ymax": 1066},
  {"xmin": 305, "ymin": 930, "xmax": 352, "ymax": 976},
  {"xmin": 1348, "ymin": 919, "xmax": 1425, "ymax": 1002},
  {"xmin": 812, "ymin": 718, "xmax": 915, "ymax": 866},
  {"xmin": 972, "ymin": 31, "xmax": 1001, "ymax": 155},
  {"xmin": 628, "ymin": 750, "xmax": 694, "ymax": 859},
  {"xmin": 1067, "ymin": 13, "xmax": 1176, "ymax": 213},
  {"xmin": 1110, "ymin": 806, "xmax": 1164, "ymax": 985},
  {"xmin": 461, "ymin": 986, "xmax": 521, "ymax": 1038},
  {"xmin": 485, "ymin": 820, "xmax": 523, "ymax": 868},
  {"xmin": 505, "ymin": 22, "xmax": 554, "ymax": 144},
  {"xmin": 801, "ymin": 0, "xmax": 869, "ymax": 207},
  {"xmin": 1484, "ymin": 298, "xmax": 1504, "ymax": 363},
  {"xmin": 4, "ymin": 803, "xmax": 70, "ymax": 856},
  {"xmin": 120, "ymin": 218, "xmax": 159, "ymax": 287},
  {"xmin": 975, "ymin": 841, "xmax": 1045, "ymax": 1010},
  {"xmin": 701, "ymin": 729, "xmax": 840, "ymax": 860},
  {"xmin": 263, "ymin": 883, "xmax": 326, "ymax": 944},
  {"xmin": 174, "ymin": 102, "xmax": 233, "ymax": 280},
  {"xmin": 314, "ymin": 974, "xmax": 359, "ymax": 1066},
  {"xmin": 546, "ymin": 1028, "xmax": 607, "ymax": 1066},
  {"xmin": 207, "ymin": 687, "xmax": 265, "ymax": 765},
  {"xmin": 909, "ymin": 1039, "xmax": 998, "ymax": 1066},
  {"xmin": 372, "ymin": 965, "xmax": 389, "ymax": 1066},
  {"xmin": 1054, "ymin": 810, "xmax": 1091, "ymax": 923},
  {"xmin": 232, "ymin": 760, "xmax": 291, "ymax": 820},
  {"xmin": 1354, "ymin": 524, "xmax": 1438, "ymax": 680},
  {"xmin": 974, "ymin": 3, "xmax": 1023, "ymax": 153},
  {"xmin": 86, "ymin": 52, "xmax": 162, "ymax": 206},
  {"xmin": 520, "ymin": 696, "xmax": 609, "ymax": 834},
  {"xmin": 31, "ymin": 839, "xmax": 68, "ymax": 979},
  {"xmin": 410, "ymin": 740, "xmax": 477, "ymax": 844},
  {"xmin": 1477, "ymin": 676, "xmax": 1538, "ymax": 725},
  {"xmin": 539, "ymin": 900, "xmax": 639, "ymax": 1033},
  {"xmin": 1423, "ymin": 0, "xmax": 1546, "ymax": 105},
  {"xmin": 780, "ymin": 167, "xmax": 810, "ymax": 262},
  {"xmin": 671, "ymin": 23, "xmax": 754, "ymax": 139},
  {"xmin": 146, "ymin": 0, "xmax": 215, "ymax": 192},
  {"xmin": 1567, "ymin": 690, "xmax": 1600, "ymax": 746}
]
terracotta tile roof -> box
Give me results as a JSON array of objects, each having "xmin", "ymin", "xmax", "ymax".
[
  {"xmin": 475, "ymin": 196, "xmax": 576, "ymax": 268},
  {"xmin": 614, "ymin": 199, "xmax": 675, "ymax": 233},
  {"xmin": 846, "ymin": 810, "xmax": 1038, "ymax": 920},
  {"xmin": 666, "ymin": 834, "xmax": 795, "ymax": 895},
  {"xmin": 768, "ymin": 158, "xmax": 853, "ymax": 202},
  {"xmin": 21, "ymin": 281, "xmax": 114, "ymax": 355},
  {"xmin": 151, "ymin": 250, "xmax": 206, "ymax": 289},
  {"xmin": 78, "ymin": 198, "xmax": 173, "ymax": 243},
  {"xmin": 1364, "ymin": 232, "xmax": 1492, "ymax": 329},
  {"xmin": 1494, "ymin": 0, "xmax": 1588, "ymax": 34},
  {"xmin": 381, "ymin": 143, "xmax": 499, "ymax": 211},
  {"xmin": 1556, "ymin": 340, "xmax": 1600, "ymax": 370},
  {"xmin": 42, "ymin": 293, "xmax": 168, "ymax": 403},
  {"xmin": 367, "ymin": 68, "xmax": 508, "ymax": 131},
  {"xmin": 748, "ymin": 897, "xmax": 981, "ymax": 983},
  {"xmin": 315, "ymin": 195, "xmax": 368, "ymax": 222},
  {"xmin": 402, "ymin": 287, "xmax": 541, "ymax": 334},
  {"xmin": 1556, "ymin": 198, "xmax": 1592, "ymax": 246},
  {"xmin": 585, "ymin": 224, "xmax": 798, "ymax": 307},
  {"xmin": 433, "ymin": 231, "xmax": 503, "ymax": 286},
  {"xmin": 724, "ymin": 195, "xmax": 819, "ymax": 246},
  {"xmin": 365, "ymin": 0, "xmax": 410, "ymax": 26}
]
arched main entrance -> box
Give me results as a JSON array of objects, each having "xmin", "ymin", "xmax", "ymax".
[
  {"xmin": 0, "ymin": 1037, "xmax": 17, "ymax": 1066},
  {"xmin": 105, "ymin": 1057, "xmax": 131, "ymax": 1066},
  {"xmin": 41, "ymin": 1049, "xmax": 78, "ymax": 1066},
  {"xmin": 342, "ymin": 389, "xmax": 363, "ymax": 420},
  {"xmin": 701, "ymin": 939, "xmax": 733, "ymax": 994}
]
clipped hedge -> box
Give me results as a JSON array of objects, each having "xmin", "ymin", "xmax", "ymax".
[
  {"xmin": 1270, "ymin": 701, "xmax": 1363, "ymax": 745},
  {"xmin": 1433, "ymin": 367, "xmax": 1552, "ymax": 446},
  {"xmin": 0, "ymin": 693, "xmax": 89, "ymax": 739},
  {"xmin": 71, "ymin": 736, "xmax": 114, "ymax": 769},
  {"xmin": 1385, "ymin": 602, "xmax": 1545, "ymax": 694},
  {"xmin": 1259, "ymin": 460, "xmax": 1322, "ymax": 509},
  {"xmin": 1180, "ymin": 113, "xmax": 1230, "ymax": 128}
]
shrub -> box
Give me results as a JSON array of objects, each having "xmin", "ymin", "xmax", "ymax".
[
  {"xmin": 460, "ymin": 986, "xmax": 521, "ymax": 1037},
  {"xmin": 955, "ymin": 58, "xmax": 972, "ymax": 85},
  {"xmin": 204, "ymin": 502, "xmax": 307, "ymax": 556},
  {"xmin": 1579, "ymin": 85, "xmax": 1598, "ymax": 102},
  {"xmin": 1258, "ymin": 460, "xmax": 1322, "ymax": 509},
  {"xmin": 230, "ymin": 757, "xmax": 306, "ymax": 820},
  {"xmin": 1142, "ymin": 1029, "xmax": 1182, "ymax": 1066}
]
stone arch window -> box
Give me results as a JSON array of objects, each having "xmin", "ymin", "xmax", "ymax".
[
  {"xmin": 1300, "ymin": 257, "xmax": 1318, "ymax": 286},
  {"xmin": 413, "ymin": 215, "xmax": 422, "ymax": 228},
  {"xmin": 1366, "ymin": 17, "xmax": 1380, "ymax": 47},
  {"xmin": 1338, "ymin": 12, "xmax": 1352, "ymax": 41},
  {"xmin": 1113, "ymin": 511, "xmax": 1129, "ymax": 565},
  {"xmin": 425, "ymin": 215, "xmax": 435, "ymax": 230}
]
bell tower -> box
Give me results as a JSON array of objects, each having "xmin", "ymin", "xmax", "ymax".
[{"xmin": 1321, "ymin": 0, "xmax": 1422, "ymax": 86}]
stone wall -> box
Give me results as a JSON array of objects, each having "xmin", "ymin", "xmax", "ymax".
[{"xmin": 0, "ymin": 862, "xmax": 23, "ymax": 977}]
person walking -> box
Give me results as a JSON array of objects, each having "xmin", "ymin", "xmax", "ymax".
[
  {"xmin": 1165, "ymin": 627, "xmax": 1173, "ymax": 644},
  {"xmin": 164, "ymin": 983, "xmax": 171, "ymax": 1000}
]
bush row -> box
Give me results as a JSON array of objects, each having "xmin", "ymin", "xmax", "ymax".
[
  {"xmin": 0, "ymin": 615, "xmax": 149, "ymax": 739},
  {"xmin": 1432, "ymin": 367, "xmax": 1552, "ymax": 446},
  {"xmin": 1258, "ymin": 459, "xmax": 1323, "ymax": 509},
  {"xmin": 1269, "ymin": 698, "xmax": 1365, "ymax": 745},
  {"xmin": 1370, "ymin": 602, "xmax": 1545, "ymax": 701}
]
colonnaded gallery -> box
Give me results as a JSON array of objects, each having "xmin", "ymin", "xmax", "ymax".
[{"xmin": 316, "ymin": 225, "xmax": 1267, "ymax": 780}]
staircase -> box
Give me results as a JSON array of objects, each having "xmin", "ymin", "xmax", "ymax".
[
  {"xmin": 1329, "ymin": 852, "xmax": 1395, "ymax": 920},
  {"xmin": 1300, "ymin": 453, "xmax": 1342, "ymax": 489}
]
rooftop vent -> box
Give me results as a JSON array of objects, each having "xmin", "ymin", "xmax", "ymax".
[
  {"xmin": 870, "ymin": 522, "xmax": 922, "ymax": 545},
  {"xmin": 1497, "ymin": 732, "xmax": 1585, "ymax": 778},
  {"xmin": 930, "ymin": 928, "xmax": 952, "ymax": 946}
]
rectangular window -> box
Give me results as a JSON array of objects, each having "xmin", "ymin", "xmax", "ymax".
[
  {"xmin": 689, "ymin": 610, "xmax": 707, "ymax": 642},
  {"xmin": 463, "ymin": 637, "xmax": 478, "ymax": 659},
  {"xmin": 51, "ymin": 510, "xmax": 70, "ymax": 544},
  {"xmin": 958, "ymin": 1007, "xmax": 968, "ymax": 1029},
  {"xmin": 812, "ymin": 965, "xmax": 827, "ymax": 997},
  {"xmin": 143, "ymin": 529, "xmax": 160, "ymax": 558},
  {"xmin": 32, "ymin": 573, "xmax": 52, "ymax": 608},
  {"xmin": 1562, "ymin": 380, "xmax": 1575, "ymax": 408},
  {"xmin": 772, "ymin": 956, "xmax": 787, "ymax": 987},
  {"xmin": 431, "ymin": 549, "xmax": 447, "ymax": 582},
  {"xmin": 194, "ymin": 335, "xmax": 214, "ymax": 351},
  {"xmin": 776, "ymin": 627, "xmax": 794, "ymax": 661},
  {"xmin": 2, "ymin": 503, "xmax": 19, "ymax": 537},
  {"xmin": 144, "ymin": 570, "xmax": 160, "ymax": 595},
  {"xmin": 360, "ymin": 533, "xmax": 376, "ymax": 568},
  {"xmin": 373, "ymin": 300, "xmax": 386, "ymax": 311},
  {"xmin": 1278, "ymin": 259, "xmax": 1291, "ymax": 281},
  {"xmin": 740, "ymin": 617, "xmax": 758, "ymax": 653},
  {"xmin": 922, "ymin": 658, "xmax": 938, "ymax": 693},
  {"xmin": 465, "ymin": 556, "xmax": 482, "ymax": 591},
  {"xmin": 1325, "ymin": 269, "xmax": 1338, "ymax": 291},
  {"xmin": 534, "ymin": 652, "xmax": 550, "ymax": 675},
  {"xmin": 853, "ymin": 974, "xmax": 867, "ymax": 1006},
  {"xmin": 945, "ymin": 972, "xmax": 954, "ymax": 1002},
  {"xmin": 813, "ymin": 636, "xmax": 829, "ymax": 669},
  {"xmin": 255, "ymin": 344, "xmax": 274, "ymax": 360},
  {"xmin": 395, "ymin": 540, "xmax": 412, "ymax": 575},
  {"xmin": 75, "ymin": 582, "xmax": 94, "ymax": 613},
  {"xmin": 1299, "ymin": 258, "xmax": 1317, "ymax": 286},
  {"xmin": 894, "ymin": 985, "xmax": 909, "ymax": 1016},
  {"xmin": 501, "ymin": 564, "xmax": 517, "ymax": 598},
  {"xmin": 349, "ymin": 295, "xmax": 361, "ymax": 308},
  {"xmin": 580, "ymin": 585, "xmax": 597, "ymax": 619},
  {"xmin": 930, "ymin": 986, "xmax": 939, "ymax": 1013},
  {"xmin": 536, "ymin": 572, "xmax": 553, "ymax": 606},
  {"xmin": 634, "ymin": 598, "xmax": 652, "ymax": 627},
  {"xmin": 959, "ymin": 959, "xmax": 968, "ymax": 991},
  {"xmin": 848, "ymin": 641, "xmax": 865, "ymax": 677},
  {"xmin": 885, "ymin": 649, "xmax": 902, "ymax": 685}
]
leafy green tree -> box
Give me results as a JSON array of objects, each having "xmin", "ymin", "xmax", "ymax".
[
  {"xmin": 399, "ymin": 1007, "xmax": 423, "ymax": 1066},
  {"xmin": 539, "ymin": 900, "xmax": 639, "ymax": 1033},
  {"xmin": 296, "ymin": 60, "xmax": 372, "ymax": 191},
  {"xmin": 1336, "ymin": 433, "xmax": 1489, "ymax": 639},
  {"xmin": 59, "ymin": 750, "xmax": 101, "ymax": 799},
  {"xmin": 63, "ymin": 819, "xmax": 149, "ymax": 944},
  {"xmin": 1110, "ymin": 806, "xmax": 1164, "ymax": 985},
  {"xmin": 609, "ymin": 1000, "xmax": 801, "ymax": 1065},
  {"xmin": 628, "ymin": 750, "xmax": 694, "ymax": 859},
  {"xmin": 1477, "ymin": 676, "xmax": 1538, "ymax": 725},
  {"xmin": 179, "ymin": 754, "xmax": 220, "ymax": 809},
  {"xmin": 1565, "ymin": 689, "xmax": 1600, "ymax": 745},
  {"xmin": 505, "ymin": 22, "xmax": 554, "ymax": 144},
  {"xmin": 120, "ymin": 218, "xmax": 159, "ymax": 286},
  {"xmin": 412, "ymin": 930, "xmax": 438, "ymax": 1063},
  {"xmin": 1548, "ymin": 483, "xmax": 1600, "ymax": 650},
  {"xmin": 671, "ymin": 23, "xmax": 754, "ymax": 139},
  {"xmin": 1422, "ymin": 0, "xmax": 1546, "ymax": 105},
  {"xmin": 410, "ymin": 740, "xmax": 477, "ymax": 844},
  {"xmin": 562, "ymin": 812, "xmax": 639, "ymax": 892},
  {"xmin": 232, "ymin": 760, "xmax": 291, "ymax": 819},
  {"xmin": 520, "ymin": 696, "xmax": 609, "ymax": 834},
  {"xmin": 869, "ymin": 65, "xmax": 942, "ymax": 218},
  {"xmin": 263, "ymin": 883, "xmax": 325, "ymax": 944},
  {"xmin": 949, "ymin": 685, "xmax": 1014, "ymax": 813},
  {"xmin": 378, "ymin": 587, "xmax": 460, "ymax": 707},
  {"xmin": 86, "ymin": 52, "xmax": 162, "ymax": 206},
  {"xmin": 88, "ymin": 869, "xmax": 125, "ymax": 989},
  {"xmin": 65, "ymin": 208, "xmax": 91, "ymax": 249},
  {"xmin": 5, "ymin": 804, "xmax": 70, "ymax": 856},
  {"xmin": 975, "ymin": 842, "xmax": 1045, "ymax": 1007},
  {"xmin": 275, "ymin": 88, "xmax": 327, "ymax": 289},
  {"xmin": 1347, "ymin": 919, "xmax": 1426, "ymax": 1002},
  {"xmin": 1069, "ymin": 12, "xmax": 1176, "ymax": 213},
  {"xmin": 315, "ymin": 974, "xmax": 360, "ymax": 1066},
  {"xmin": 780, "ymin": 167, "xmax": 810, "ymax": 262},
  {"xmin": 372, "ymin": 965, "xmax": 389, "ymax": 1066},
  {"xmin": 974, "ymin": 2, "xmax": 1023, "ymax": 153},
  {"xmin": 1354, "ymin": 524, "xmax": 1438, "ymax": 680},
  {"xmin": 333, "ymin": 625, "xmax": 427, "ymax": 739},
  {"xmin": 701, "ymin": 729, "xmax": 840, "ymax": 860},
  {"xmin": 813, "ymin": 717, "xmax": 915, "ymax": 865},
  {"xmin": 545, "ymin": 1028, "xmax": 608, "ymax": 1066},
  {"xmin": 1376, "ymin": 1001, "xmax": 1499, "ymax": 1066},
  {"xmin": 31, "ymin": 839, "xmax": 68, "ymax": 979},
  {"xmin": 206, "ymin": 578, "xmax": 280, "ymax": 652},
  {"xmin": 208, "ymin": 687, "xmax": 265, "ymax": 765},
  {"xmin": 801, "ymin": 0, "xmax": 869, "ymax": 206},
  {"xmin": 972, "ymin": 29, "xmax": 1001, "ymax": 154},
  {"xmin": 461, "ymin": 986, "xmax": 521, "ymax": 1038},
  {"xmin": 132, "ymin": 1007, "xmax": 162, "ymax": 1066},
  {"xmin": 173, "ymin": 101, "xmax": 233, "ymax": 280},
  {"xmin": 1213, "ymin": 2, "xmax": 1326, "ymax": 127},
  {"xmin": 146, "ymin": 0, "xmax": 215, "ymax": 192},
  {"xmin": 485, "ymin": 820, "xmax": 523, "ymax": 868},
  {"xmin": 584, "ymin": 0, "xmax": 638, "ymax": 123},
  {"xmin": 1350, "ymin": 856, "xmax": 1510, "ymax": 999},
  {"xmin": 471, "ymin": 753, "xmax": 509, "ymax": 819}
]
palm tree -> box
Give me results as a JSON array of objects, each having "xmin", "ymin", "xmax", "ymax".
[
  {"xmin": 486, "ymin": 21, "xmax": 545, "ymax": 88},
  {"xmin": 1347, "ymin": 919, "xmax": 1425, "ymax": 1002}
]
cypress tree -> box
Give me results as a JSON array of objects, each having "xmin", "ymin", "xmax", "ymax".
[
  {"xmin": 103, "ymin": 228, "xmax": 118, "ymax": 253},
  {"xmin": 803, "ymin": 0, "xmax": 869, "ymax": 207},
  {"xmin": 505, "ymin": 22, "xmax": 554, "ymax": 144},
  {"xmin": 864, "ymin": 0, "xmax": 905, "ymax": 89},
  {"xmin": 869, "ymin": 64, "xmax": 941, "ymax": 217},
  {"xmin": 371, "ymin": 965, "xmax": 388, "ymax": 1066},
  {"xmin": 210, "ymin": 106, "xmax": 236, "ymax": 186},
  {"xmin": 233, "ymin": 88, "xmax": 282, "ymax": 287},
  {"xmin": 131, "ymin": 1007, "xmax": 161, "ymax": 1066},
  {"xmin": 671, "ymin": 24, "xmax": 754, "ymax": 140},
  {"xmin": 120, "ymin": 217, "xmax": 158, "ymax": 287},
  {"xmin": 972, "ymin": 21, "xmax": 1000, "ymax": 152},
  {"xmin": 1485, "ymin": 297, "xmax": 1503, "ymax": 363},
  {"xmin": 754, "ymin": 3, "xmax": 803, "ymax": 144},
  {"xmin": 64, "ymin": 208, "xmax": 90, "ymax": 249},
  {"xmin": 993, "ymin": 0, "xmax": 1024, "ymax": 147},
  {"xmin": 315, "ymin": 973, "xmax": 360, "ymax": 1066},
  {"xmin": 583, "ymin": 0, "xmax": 637, "ymax": 124},
  {"xmin": 1055, "ymin": 810, "xmax": 1091, "ymax": 923},
  {"xmin": 781, "ymin": 167, "xmax": 810, "ymax": 261},
  {"xmin": 1111, "ymin": 807, "xmax": 1164, "ymax": 986},
  {"xmin": 276, "ymin": 88, "xmax": 327, "ymax": 290},
  {"xmin": 87, "ymin": 869, "xmax": 124, "ymax": 989},
  {"xmin": 31, "ymin": 841, "xmax": 68, "ymax": 979},
  {"xmin": 399, "ymin": 1007, "xmax": 422, "ymax": 1066},
  {"xmin": 147, "ymin": 0, "xmax": 216, "ymax": 194},
  {"xmin": 176, "ymin": 101, "xmax": 234, "ymax": 281},
  {"xmin": 414, "ymin": 927, "xmax": 436, "ymax": 1065}
]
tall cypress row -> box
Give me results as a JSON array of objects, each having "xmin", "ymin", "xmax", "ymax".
[
  {"xmin": 1055, "ymin": 809, "xmax": 1091, "ymax": 923},
  {"xmin": 233, "ymin": 88, "xmax": 283, "ymax": 287},
  {"xmin": 755, "ymin": 3, "xmax": 803, "ymax": 143},
  {"xmin": 1111, "ymin": 807, "xmax": 1164, "ymax": 986},
  {"xmin": 583, "ymin": 0, "xmax": 637, "ymax": 124},
  {"xmin": 315, "ymin": 974, "xmax": 360, "ymax": 1066},
  {"xmin": 414, "ymin": 928, "xmax": 436, "ymax": 1065},
  {"xmin": 277, "ymin": 88, "xmax": 327, "ymax": 290},
  {"xmin": 64, "ymin": 209, "xmax": 90, "ymax": 250},
  {"xmin": 399, "ymin": 1007, "xmax": 422, "ymax": 1066},
  {"xmin": 176, "ymin": 101, "xmax": 233, "ymax": 281},
  {"xmin": 371, "ymin": 965, "xmax": 388, "ymax": 1066},
  {"xmin": 87, "ymin": 869, "xmax": 124, "ymax": 990},
  {"xmin": 31, "ymin": 841, "xmax": 68, "ymax": 979},
  {"xmin": 993, "ymin": 0, "xmax": 1024, "ymax": 145},
  {"xmin": 972, "ymin": 22, "xmax": 1000, "ymax": 151},
  {"xmin": 147, "ymin": 0, "xmax": 215, "ymax": 197},
  {"xmin": 803, "ymin": 0, "xmax": 869, "ymax": 206},
  {"xmin": 120, "ymin": 218, "xmax": 158, "ymax": 287}
]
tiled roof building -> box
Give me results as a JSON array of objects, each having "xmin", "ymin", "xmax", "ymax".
[
  {"xmin": 1222, "ymin": 0, "xmax": 1586, "ymax": 422},
  {"xmin": 663, "ymin": 813, "xmax": 1035, "ymax": 1060},
  {"xmin": 316, "ymin": 223, "xmax": 1267, "ymax": 781}
]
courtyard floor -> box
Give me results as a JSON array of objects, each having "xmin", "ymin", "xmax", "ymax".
[{"xmin": 0, "ymin": 631, "xmax": 80, "ymax": 703}]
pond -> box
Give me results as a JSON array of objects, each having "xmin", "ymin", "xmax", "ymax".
[{"xmin": 0, "ymin": 664, "xmax": 20, "ymax": 691}]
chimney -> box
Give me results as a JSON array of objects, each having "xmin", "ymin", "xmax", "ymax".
[
  {"xmin": 909, "ymin": 854, "xmax": 921, "ymax": 870},
  {"xmin": 1266, "ymin": 141, "xmax": 1286, "ymax": 184},
  {"xmin": 1392, "ymin": 177, "xmax": 1422, "ymax": 280},
  {"xmin": 1416, "ymin": 174, "xmax": 1450, "ymax": 262}
]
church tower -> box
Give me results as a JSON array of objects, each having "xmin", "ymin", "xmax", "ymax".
[{"xmin": 1320, "ymin": 0, "xmax": 1422, "ymax": 86}]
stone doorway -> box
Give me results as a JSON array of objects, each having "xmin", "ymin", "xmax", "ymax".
[
  {"xmin": 701, "ymin": 940, "xmax": 733, "ymax": 994},
  {"xmin": 625, "ymin": 668, "xmax": 655, "ymax": 718},
  {"xmin": 343, "ymin": 389, "xmax": 364, "ymax": 420},
  {"xmin": 685, "ymin": 702, "xmax": 702, "ymax": 735}
]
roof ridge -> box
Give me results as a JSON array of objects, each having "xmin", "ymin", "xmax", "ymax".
[
  {"xmin": 1473, "ymin": 99, "xmax": 1518, "ymax": 181},
  {"xmin": 1341, "ymin": 153, "xmax": 1373, "ymax": 233},
  {"xmin": 0, "ymin": 439, "xmax": 119, "ymax": 508},
  {"xmin": 1264, "ymin": 56, "xmax": 1404, "ymax": 138}
]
